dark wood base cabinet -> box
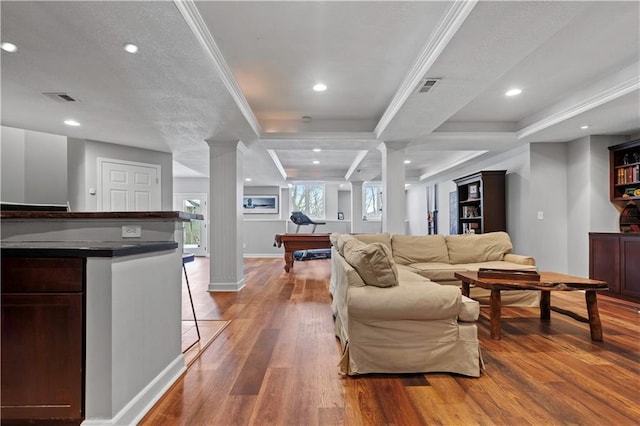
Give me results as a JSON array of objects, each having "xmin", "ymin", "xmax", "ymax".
[
  {"xmin": 1, "ymin": 258, "xmax": 84, "ymax": 425},
  {"xmin": 589, "ymin": 233, "xmax": 640, "ymax": 301}
]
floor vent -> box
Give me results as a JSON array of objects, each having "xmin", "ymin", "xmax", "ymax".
[
  {"xmin": 416, "ymin": 78, "xmax": 440, "ymax": 94},
  {"xmin": 43, "ymin": 92, "xmax": 78, "ymax": 102}
]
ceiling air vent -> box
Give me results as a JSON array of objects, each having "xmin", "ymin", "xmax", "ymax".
[
  {"xmin": 416, "ymin": 78, "xmax": 440, "ymax": 94},
  {"xmin": 43, "ymin": 92, "xmax": 78, "ymax": 102}
]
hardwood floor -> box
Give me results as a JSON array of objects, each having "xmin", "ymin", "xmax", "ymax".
[{"xmin": 142, "ymin": 257, "xmax": 640, "ymax": 425}]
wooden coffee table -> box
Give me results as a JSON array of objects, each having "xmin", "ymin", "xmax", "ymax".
[{"xmin": 454, "ymin": 271, "xmax": 608, "ymax": 341}]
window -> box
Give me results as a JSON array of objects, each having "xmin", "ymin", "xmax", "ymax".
[
  {"xmin": 363, "ymin": 183, "xmax": 383, "ymax": 220},
  {"xmin": 291, "ymin": 183, "xmax": 325, "ymax": 219}
]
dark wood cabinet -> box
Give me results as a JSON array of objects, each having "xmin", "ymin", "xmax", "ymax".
[
  {"xmin": 589, "ymin": 233, "xmax": 640, "ymax": 302},
  {"xmin": 454, "ymin": 170, "xmax": 506, "ymax": 234},
  {"xmin": 1, "ymin": 257, "xmax": 84, "ymax": 424}
]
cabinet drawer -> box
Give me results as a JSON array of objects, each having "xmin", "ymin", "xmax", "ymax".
[{"xmin": 1, "ymin": 257, "xmax": 83, "ymax": 293}]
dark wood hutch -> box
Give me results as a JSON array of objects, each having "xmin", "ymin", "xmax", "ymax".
[{"xmin": 589, "ymin": 139, "xmax": 640, "ymax": 302}]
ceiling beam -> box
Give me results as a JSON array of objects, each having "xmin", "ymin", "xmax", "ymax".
[
  {"xmin": 175, "ymin": 0, "xmax": 262, "ymax": 137},
  {"xmin": 374, "ymin": 0, "xmax": 478, "ymax": 138}
]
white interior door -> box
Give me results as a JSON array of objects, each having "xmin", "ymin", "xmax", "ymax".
[
  {"xmin": 173, "ymin": 193, "xmax": 207, "ymax": 256},
  {"xmin": 99, "ymin": 159, "xmax": 161, "ymax": 211}
]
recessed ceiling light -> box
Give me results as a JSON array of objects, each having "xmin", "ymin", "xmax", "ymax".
[
  {"xmin": 313, "ymin": 148, "xmax": 322, "ymax": 152},
  {"xmin": 404, "ymin": 160, "xmax": 411, "ymax": 164},
  {"xmin": 1, "ymin": 42, "xmax": 17, "ymax": 53},
  {"xmin": 245, "ymin": 178, "xmax": 252, "ymax": 182},
  {"xmin": 64, "ymin": 119, "xmax": 80, "ymax": 126},
  {"xmin": 123, "ymin": 43, "xmax": 138, "ymax": 54},
  {"xmin": 313, "ymin": 83, "xmax": 327, "ymax": 92},
  {"xmin": 312, "ymin": 160, "xmax": 320, "ymax": 165},
  {"xmin": 505, "ymin": 88, "xmax": 522, "ymax": 97},
  {"xmin": 580, "ymin": 125, "xmax": 590, "ymax": 130}
]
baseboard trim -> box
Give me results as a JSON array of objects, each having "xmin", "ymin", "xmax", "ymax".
[
  {"xmin": 208, "ymin": 278, "xmax": 246, "ymax": 292},
  {"xmin": 243, "ymin": 253, "xmax": 282, "ymax": 258},
  {"xmin": 82, "ymin": 355, "xmax": 185, "ymax": 426}
]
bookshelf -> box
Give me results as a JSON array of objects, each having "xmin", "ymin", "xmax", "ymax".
[
  {"xmin": 610, "ymin": 139, "xmax": 640, "ymax": 202},
  {"xmin": 609, "ymin": 139, "xmax": 640, "ymax": 233},
  {"xmin": 453, "ymin": 170, "xmax": 506, "ymax": 234}
]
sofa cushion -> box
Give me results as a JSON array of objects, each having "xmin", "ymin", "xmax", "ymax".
[
  {"xmin": 347, "ymin": 280, "xmax": 461, "ymax": 321},
  {"xmin": 354, "ymin": 232, "xmax": 392, "ymax": 252},
  {"xmin": 397, "ymin": 267, "xmax": 431, "ymax": 283},
  {"xmin": 343, "ymin": 239, "xmax": 399, "ymax": 288},
  {"xmin": 410, "ymin": 262, "xmax": 468, "ymax": 282},
  {"xmin": 391, "ymin": 234, "xmax": 450, "ymax": 265},
  {"xmin": 445, "ymin": 231, "xmax": 513, "ymax": 264}
]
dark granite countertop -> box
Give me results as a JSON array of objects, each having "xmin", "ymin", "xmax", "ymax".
[
  {"xmin": 0, "ymin": 241, "xmax": 179, "ymax": 258},
  {"xmin": 0, "ymin": 211, "xmax": 203, "ymax": 221}
]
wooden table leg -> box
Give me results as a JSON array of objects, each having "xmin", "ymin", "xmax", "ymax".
[
  {"xmin": 490, "ymin": 288, "xmax": 502, "ymax": 340},
  {"xmin": 540, "ymin": 291, "xmax": 551, "ymax": 321},
  {"xmin": 284, "ymin": 251, "xmax": 293, "ymax": 272},
  {"xmin": 585, "ymin": 291, "xmax": 604, "ymax": 342},
  {"xmin": 461, "ymin": 280, "xmax": 470, "ymax": 297}
]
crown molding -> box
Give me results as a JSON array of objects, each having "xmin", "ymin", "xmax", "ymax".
[
  {"xmin": 261, "ymin": 132, "xmax": 378, "ymax": 142},
  {"xmin": 419, "ymin": 150, "xmax": 487, "ymax": 181},
  {"xmin": 174, "ymin": 0, "xmax": 262, "ymax": 137},
  {"xmin": 266, "ymin": 149, "xmax": 287, "ymax": 180},
  {"xmin": 345, "ymin": 150, "xmax": 369, "ymax": 181},
  {"xmin": 517, "ymin": 75, "xmax": 640, "ymax": 140},
  {"xmin": 374, "ymin": 0, "xmax": 478, "ymax": 138}
]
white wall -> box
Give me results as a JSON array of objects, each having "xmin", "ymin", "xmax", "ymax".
[
  {"xmin": 421, "ymin": 144, "xmax": 532, "ymax": 255},
  {"xmin": 1, "ymin": 126, "xmax": 67, "ymax": 204},
  {"xmin": 416, "ymin": 135, "xmax": 632, "ymax": 275},
  {"xmin": 69, "ymin": 138, "xmax": 173, "ymax": 211},
  {"xmin": 1, "ymin": 126, "xmax": 26, "ymax": 202},
  {"xmin": 588, "ymin": 135, "xmax": 622, "ymax": 233},
  {"xmin": 566, "ymin": 135, "xmax": 625, "ymax": 276},
  {"xmin": 530, "ymin": 143, "xmax": 568, "ymax": 272},
  {"xmin": 338, "ymin": 189, "xmax": 351, "ymax": 220},
  {"xmin": 407, "ymin": 184, "xmax": 427, "ymax": 235},
  {"xmin": 174, "ymin": 177, "xmax": 209, "ymax": 194}
]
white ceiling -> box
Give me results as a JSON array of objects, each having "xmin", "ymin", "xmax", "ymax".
[{"xmin": 1, "ymin": 1, "xmax": 639, "ymax": 188}]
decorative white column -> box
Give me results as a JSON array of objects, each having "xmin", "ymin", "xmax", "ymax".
[
  {"xmin": 379, "ymin": 141, "xmax": 409, "ymax": 234},
  {"xmin": 207, "ymin": 139, "xmax": 247, "ymax": 291},
  {"xmin": 350, "ymin": 181, "xmax": 364, "ymax": 233}
]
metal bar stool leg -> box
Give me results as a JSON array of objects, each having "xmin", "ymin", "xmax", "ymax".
[{"xmin": 182, "ymin": 254, "xmax": 200, "ymax": 353}]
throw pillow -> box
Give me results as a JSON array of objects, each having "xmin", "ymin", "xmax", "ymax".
[{"xmin": 343, "ymin": 240, "xmax": 399, "ymax": 288}]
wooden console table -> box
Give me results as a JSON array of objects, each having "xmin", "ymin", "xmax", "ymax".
[
  {"xmin": 274, "ymin": 233, "xmax": 331, "ymax": 272},
  {"xmin": 455, "ymin": 271, "xmax": 608, "ymax": 341}
]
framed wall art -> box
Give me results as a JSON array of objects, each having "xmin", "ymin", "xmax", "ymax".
[{"xmin": 243, "ymin": 195, "xmax": 278, "ymax": 214}]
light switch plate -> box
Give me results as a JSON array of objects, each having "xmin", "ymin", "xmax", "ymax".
[
  {"xmin": 122, "ymin": 225, "xmax": 142, "ymax": 238},
  {"xmin": 537, "ymin": 211, "xmax": 544, "ymax": 220}
]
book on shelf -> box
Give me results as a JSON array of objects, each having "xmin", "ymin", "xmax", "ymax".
[
  {"xmin": 467, "ymin": 183, "xmax": 479, "ymax": 200},
  {"xmin": 461, "ymin": 222, "xmax": 479, "ymax": 234},
  {"xmin": 462, "ymin": 206, "xmax": 481, "ymax": 218},
  {"xmin": 617, "ymin": 165, "xmax": 640, "ymax": 184}
]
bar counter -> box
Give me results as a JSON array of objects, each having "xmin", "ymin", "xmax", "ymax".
[{"xmin": 0, "ymin": 210, "xmax": 199, "ymax": 425}]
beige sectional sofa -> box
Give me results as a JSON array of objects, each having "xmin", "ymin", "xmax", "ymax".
[{"xmin": 329, "ymin": 231, "xmax": 538, "ymax": 377}]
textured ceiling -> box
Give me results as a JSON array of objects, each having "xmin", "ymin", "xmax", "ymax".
[{"xmin": 1, "ymin": 1, "xmax": 638, "ymax": 187}]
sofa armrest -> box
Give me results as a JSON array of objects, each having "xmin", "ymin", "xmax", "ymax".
[
  {"xmin": 459, "ymin": 295, "xmax": 480, "ymax": 322},
  {"xmin": 503, "ymin": 253, "xmax": 536, "ymax": 266},
  {"xmin": 347, "ymin": 281, "xmax": 462, "ymax": 321}
]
